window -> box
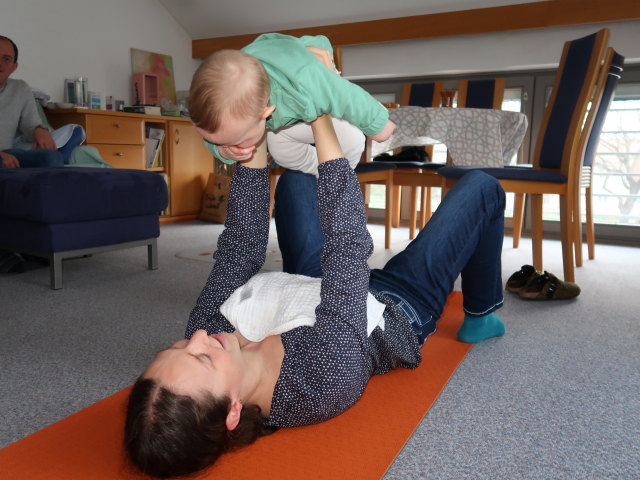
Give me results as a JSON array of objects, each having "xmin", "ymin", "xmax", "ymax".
[
  {"xmin": 590, "ymin": 85, "xmax": 640, "ymax": 225},
  {"xmin": 538, "ymin": 79, "xmax": 640, "ymax": 230}
]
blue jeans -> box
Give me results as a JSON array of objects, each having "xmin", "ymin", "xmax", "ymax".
[
  {"xmin": 274, "ymin": 169, "xmax": 505, "ymax": 344},
  {"xmin": 56, "ymin": 124, "xmax": 85, "ymax": 164},
  {"xmin": 2, "ymin": 148, "xmax": 64, "ymax": 168},
  {"xmin": 274, "ymin": 169, "xmax": 324, "ymax": 278}
]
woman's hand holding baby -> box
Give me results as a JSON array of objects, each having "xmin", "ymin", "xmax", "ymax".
[
  {"xmin": 218, "ymin": 144, "xmax": 257, "ymax": 162},
  {"xmin": 232, "ymin": 135, "xmax": 268, "ymax": 169},
  {"xmin": 311, "ymin": 114, "xmax": 344, "ymax": 164}
]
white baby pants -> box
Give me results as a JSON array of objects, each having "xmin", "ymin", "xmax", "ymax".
[{"xmin": 266, "ymin": 117, "xmax": 365, "ymax": 176}]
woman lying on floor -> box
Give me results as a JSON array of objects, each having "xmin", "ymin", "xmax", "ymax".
[{"xmin": 124, "ymin": 114, "xmax": 507, "ymax": 479}]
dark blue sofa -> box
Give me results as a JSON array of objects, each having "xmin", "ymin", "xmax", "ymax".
[{"xmin": 0, "ymin": 167, "xmax": 168, "ymax": 289}]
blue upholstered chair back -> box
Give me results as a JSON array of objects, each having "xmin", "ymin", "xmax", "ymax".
[
  {"xmin": 457, "ymin": 78, "xmax": 505, "ymax": 109},
  {"xmin": 582, "ymin": 51, "xmax": 625, "ymax": 168},
  {"xmin": 407, "ymin": 83, "xmax": 437, "ymax": 107},
  {"xmin": 537, "ymin": 30, "xmax": 608, "ymax": 171},
  {"xmin": 464, "ymin": 80, "xmax": 497, "ymax": 109}
]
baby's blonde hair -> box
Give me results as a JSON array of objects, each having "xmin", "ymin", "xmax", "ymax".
[{"xmin": 189, "ymin": 50, "xmax": 270, "ymax": 133}]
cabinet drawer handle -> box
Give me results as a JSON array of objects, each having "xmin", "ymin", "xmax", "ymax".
[
  {"xmin": 114, "ymin": 123, "xmax": 121, "ymax": 128},
  {"xmin": 175, "ymin": 128, "xmax": 180, "ymax": 145},
  {"xmin": 115, "ymin": 152, "xmax": 125, "ymax": 156}
]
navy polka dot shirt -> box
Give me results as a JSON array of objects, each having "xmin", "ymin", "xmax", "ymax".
[{"xmin": 186, "ymin": 159, "xmax": 421, "ymax": 427}]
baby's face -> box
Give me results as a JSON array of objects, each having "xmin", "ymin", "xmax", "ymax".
[{"xmin": 198, "ymin": 112, "xmax": 267, "ymax": 151}]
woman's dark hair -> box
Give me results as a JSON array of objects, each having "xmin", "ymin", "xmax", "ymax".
[
  {"xmin": 0, "ymin": 36, "xmax": 18, "ymax": 62},
  {"xmin": 124, "ymin": 377, "xmax": 277, "ymax": 478}
]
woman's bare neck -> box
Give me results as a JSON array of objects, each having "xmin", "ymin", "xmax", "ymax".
[{"xmin": 238, "ymin": 333, "xmax": 284, "ymax": 416}]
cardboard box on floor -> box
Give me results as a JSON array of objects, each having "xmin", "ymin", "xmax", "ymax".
[{"xmin": 200, "ymin": 172, "xmax": 231, "ymax": 223}]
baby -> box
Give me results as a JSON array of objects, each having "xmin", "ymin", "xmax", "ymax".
[{"xmin": 189, "ymin": 33, "xmax": 395, "ymax": 175}]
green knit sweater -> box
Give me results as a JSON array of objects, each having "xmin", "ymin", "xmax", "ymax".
[{"xmin": 206, "ymin": 33, "xmax": 388, "ymax": 163}]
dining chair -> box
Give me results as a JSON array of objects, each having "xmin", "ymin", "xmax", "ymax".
[
  {"xmin": 372, "ymin": 81, "xmax": 446, "ymax": 239},
  {"xmin": 574, "ymin": 48, "xmax": 625, "ymax": 265},
  {"xmin": 457, "ymin": 78, "xmax": 506, "ymax": 109},
  {"xmin": 509, "ymin": 48, "xmax": 624, "ymax": 265},
  {"xmin": 438, "ymin": 28, "xmax": 610, "ymax": 282}
]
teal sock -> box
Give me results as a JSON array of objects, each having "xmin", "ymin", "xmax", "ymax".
[{"xmin": 457, "ymin": 313, "xmax": 505, "ymax": 343}]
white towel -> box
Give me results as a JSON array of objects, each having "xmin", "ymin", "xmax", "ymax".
[{"xmin": 220, "ymin": 272, "xmax": 386, "ymax": 342}]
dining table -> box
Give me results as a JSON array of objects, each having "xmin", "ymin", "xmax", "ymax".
[{"xmin": 368, "ymin": 106, "xmax": 529, "ymax": 167}]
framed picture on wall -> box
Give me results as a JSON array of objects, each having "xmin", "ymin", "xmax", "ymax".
[{"xmin": 130, "ymin": 48, "xmax": 177, "ymax": 108}]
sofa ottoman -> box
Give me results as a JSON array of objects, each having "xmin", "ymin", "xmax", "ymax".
[{"xmin": 0, "ymin": 167, "xmax": 168, "ymax": 289}]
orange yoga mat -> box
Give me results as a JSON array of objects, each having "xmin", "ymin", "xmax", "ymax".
[{"xmin": 0, "ymin": 292, "xmax": 471, "ymax": 480}]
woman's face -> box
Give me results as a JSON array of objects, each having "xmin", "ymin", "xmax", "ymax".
[{"xmin": 144, "ymin": 329, "xmax": 245, "ymax": 400}]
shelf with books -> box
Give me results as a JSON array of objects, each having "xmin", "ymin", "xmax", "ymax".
[{"xmin": 144, "ymin": 123, "xmax": 166, "ymax": 170}]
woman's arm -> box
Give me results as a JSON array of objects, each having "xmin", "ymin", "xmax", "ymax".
[
  {"xmin": 310, "ymin": 115, "xmax": 344, "ymax": 164},
  {"xmin": 310, "ymin": 116, "xmax": 373, "ymax": 337},
  {"xmin": 237, "ymin": 135, "xmax": 268, "ymax": 168},
  {"xmin": 186, "ymin": 137, "xmax": 270, "ymax": 338},
  {"xmin": 267, "ymin": 117, "xmax": 373, "ymax": 426}
]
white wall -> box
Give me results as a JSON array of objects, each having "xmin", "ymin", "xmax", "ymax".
[
  {"xmin": 2, "ymin": 1, "xmax": 637, "ymax": 99},
  {"xmin": 342, "ymin": 21, "xmax": 640, "ymax": 80},
  {"xmin": 0, "ymin": 0, "xmax": 200, "ymax": 105}
]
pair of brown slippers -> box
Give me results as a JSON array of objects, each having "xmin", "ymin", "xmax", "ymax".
[{"xmin": 506, "ymin": 265, "xmax": 581, "ymax": 300}]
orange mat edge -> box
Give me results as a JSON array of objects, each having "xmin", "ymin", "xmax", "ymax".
[{"xmin": 0, "ymin": 292, "xmax": 470, "ymax": 480}]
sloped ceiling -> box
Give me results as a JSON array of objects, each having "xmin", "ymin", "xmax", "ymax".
[{"xmin": 158, "ymin": 0, "xmax": 541, "ymax": 39}]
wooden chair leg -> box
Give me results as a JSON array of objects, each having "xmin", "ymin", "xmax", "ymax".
[
  {"xmin": 384, "ymin": 174, "xmax": 393, "ymax": 249},
  {"xmin": 392, "ymin": 185, "xmax": 401, "ymax": 228},
  {"xmin": 530, "ymin": 193, "xmax": 544, "ymax": 273},
  {"xmin": 573, "ymin": 186, "xmax": 584, "ymax": 267},
  {"xmin": 585, "ymin": 185, "xmax": 595, "ymax": 260},
  {"xmin": 409, "ymin": 186, "xmax": 418, "ymax": 240},
  {"xmin": 419, "ymin": 187, "xmax": 427, "ymax": 228},
  {"xmin": 559, "ymin": 194, "xmax": 575, "ymax": 282},
  {"xmin": 512, "ymin": 193, "xmax": 525, "ymax": 248},
  {"xmin": 421, "ymin": 186, "xmax": 432, "ymax": 227},
  {"xmin": 441, "ymin": 179, "xmax": 452, "ymax": 199}
]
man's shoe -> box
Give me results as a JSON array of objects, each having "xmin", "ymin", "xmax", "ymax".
[
  {"xmin": 517, "ymin": 271, "xmax": 581, "ymax": 300},
  {"xmin": 506, "ymin": 265, "xmax": 538, "ymax": 292}
]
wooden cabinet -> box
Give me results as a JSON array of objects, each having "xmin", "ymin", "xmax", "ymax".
[
  {"xmin": 46, "ymin": 109, "xmax": 213, "ymax": 223},
  {"xmin": 167, "ymin": 121, "xmax": 212, "ymax": 217},
  {"xmin": 84, "ymin": 115, "xmax": 144, "ymax": 145}
]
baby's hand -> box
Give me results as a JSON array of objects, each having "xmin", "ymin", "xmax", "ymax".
[
  {"xmin": 218, "ymin": 145, "xmax": 257, "ymax": 163},
  {"xmin": 369, "ymin": 120, "xmax": 396, "ymax": 143}
]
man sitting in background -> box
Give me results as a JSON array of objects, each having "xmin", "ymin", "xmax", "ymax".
[
  {"xmin": 0, "ymin": 35, "xmax": 65, "ymax": 273},
  {"xmin": 0, "ymin": 34, "xmax": 63, "ymax": 169}
]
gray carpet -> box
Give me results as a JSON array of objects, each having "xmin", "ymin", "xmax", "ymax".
[{"xmin": 0, "ymin": 220, "xmax": 638, "ymax": 479}]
